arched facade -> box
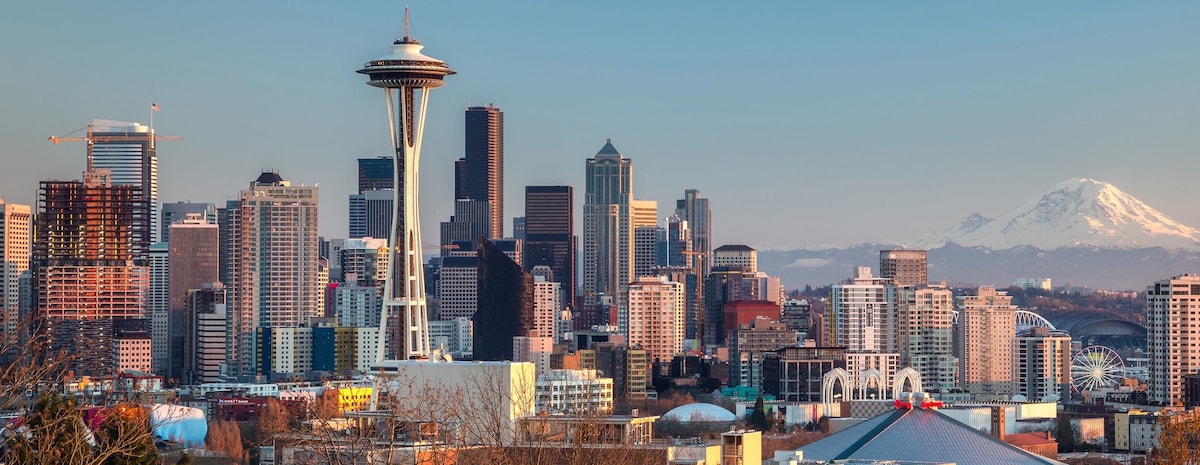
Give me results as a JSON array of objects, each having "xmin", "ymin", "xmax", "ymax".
[
  {"xmin": 822, "ymin": 368, "xmax": 852, "ymax": 404},
  {"xmin": 858, "ymin": 369, "xmax": 884, "ymax": 400},
  {"xmin": 893, "ymin": 367, "xmax": 922, "ymax": 395}
]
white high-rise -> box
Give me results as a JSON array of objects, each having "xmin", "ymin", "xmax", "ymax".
[
  {"xmin": 0, "ymin": 200, "xmax": 31, "ymax": 336},
  {"xmin": 532, "ymin": 274, "xmax": 562, "ymax": 340},
  {"xmin": 90, "ymin": 119, "xmax": 159, "ymax": 244},
  {"xmin": 1015, "ymin": 326, "xmax": 1071, "ymax": 402},
  {"xmin": 1146, "ymin": 274, "xmax": 1200, "ymax": 406},
  {"xmin": 897, "ymin": 286, "xmax": 957, "ymax": 390},
  {"xmin": 627, "ymin": 275, "xmax": 685, "ymax": 363},
  {"xmin": 227, "ymin": 172, "xmax": 321, "ymax": 377},
  {"xmin": 958, "ymin": 286, "xmax": 1017, "ymax": 400},
  {"xmin": 828, "ymin": 267, "xmax": 895, "ymax": 353}
]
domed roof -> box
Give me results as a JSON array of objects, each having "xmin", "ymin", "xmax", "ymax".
[{"xmin": 662, "ymin": 403, "xmax": 736, "ymax": 423}]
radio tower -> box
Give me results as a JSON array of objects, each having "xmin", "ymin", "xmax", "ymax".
[{"xmin": 357, "ymin": 9, "xmax": 455, "ymax": 360}]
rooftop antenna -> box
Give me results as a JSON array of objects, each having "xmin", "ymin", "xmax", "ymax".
[{"xmin": 403, "ymin": 6, "xmax": 411, "ymax": 40}]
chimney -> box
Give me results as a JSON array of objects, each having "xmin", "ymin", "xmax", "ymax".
[{"xmin": 991, "ymin": 406, "xmax": 1006, "ymax": 441}]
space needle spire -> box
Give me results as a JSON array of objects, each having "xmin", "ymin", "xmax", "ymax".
[{"xmin": 358, "ymin": 10, "xmax": 455, "ymax": 361}]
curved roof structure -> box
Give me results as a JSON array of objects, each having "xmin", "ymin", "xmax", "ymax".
[
  {"xmin": 661, "ymin": 403, "xmax": 736, "ymax": 423},
  {"xmin": 796, "ymin": 406, "xmax": 1065, "ymax": 464}
]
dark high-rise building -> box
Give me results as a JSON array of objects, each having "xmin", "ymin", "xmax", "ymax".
[
  {"xmin": 879, "ymin": 249, "xmax": 928, "ymax": 287},
  {"xmin": 349, "ymin": 189, "xmax": 393, "ymax": 239},
  {"xmin": 675, "ymin": 189, "xmax": 711, "ymax": 274},
  {"xmin": 167, "ymin": 215, "xmax": 218, "ymax": 383},
  {"xmin": 523, "ymin": 186, "xmax": 574, "ymax": 307},
  {"xmin": 352, "ymin": 157, "xmax": 396, "ymax": 240},
  {"xmin": 472, "ymin": 238, "xmax": 533, "ymax": 361},
  {"xmin": 440, "ymin": 199, "xmax": 491, "ymax": 248},
  {"xmin": 459, "ymin": 105, "xmax": 504, "ymax": 239},
  {"xmin": 357, "ymin": 157, "xmax": 394, "ymax": 193}
]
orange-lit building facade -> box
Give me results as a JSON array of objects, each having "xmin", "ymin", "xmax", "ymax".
[{"xmin": 36, "ymin": 169, "xmax": 149, "ymax": 321}]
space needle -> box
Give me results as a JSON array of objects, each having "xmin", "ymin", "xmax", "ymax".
[{"xmin": 358, "ymin": 10, "xmax": 455, "ymax": 361}]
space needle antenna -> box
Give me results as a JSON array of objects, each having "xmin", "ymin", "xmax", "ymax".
[{"xmin": 403, "ymin": 6, "xmax": 410, "ymax": 40}]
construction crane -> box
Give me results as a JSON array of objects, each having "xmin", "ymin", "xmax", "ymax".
[{"xmin": 48, "ymin": 121, "xmax": 181, "ymax": 170}]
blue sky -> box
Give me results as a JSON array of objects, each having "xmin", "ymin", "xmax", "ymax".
[{"xmin": 1, "ymin": 2, "xmax": 1197, "ymax": 249}]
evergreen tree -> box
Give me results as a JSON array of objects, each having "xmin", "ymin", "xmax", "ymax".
[
  {"xmin": 1056, "ymin": 415, "xmax": 1077, "ymax": 453},
  {"xmin": 748, "ymin": 396, "xmax": 772, "ymax": 432}
]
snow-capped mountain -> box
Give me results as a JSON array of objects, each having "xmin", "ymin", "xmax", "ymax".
[{"xmin": 918, "ymin": 178, "xmax": 1200, "ymax": 251}]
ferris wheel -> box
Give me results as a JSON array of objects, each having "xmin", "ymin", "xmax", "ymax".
[{"xmin": 1070, "ymin": 345, "xmax": 1126, "ymax": 392}]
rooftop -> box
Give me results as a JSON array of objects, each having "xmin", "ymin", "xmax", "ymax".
[
  {"xmin": 595, "ymin": 138, "xmax": 621, "ymax": 157},
  {"xmin": 795, "ymin": 407, "xmax": 1066, "ymax": 465}
]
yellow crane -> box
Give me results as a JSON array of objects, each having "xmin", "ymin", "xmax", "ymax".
[{"xmin": 49, "ymin": 121, "xmax": 181, "ymax": 170}]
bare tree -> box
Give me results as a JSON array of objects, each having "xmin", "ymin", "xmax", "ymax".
[
  {"xmin": 0, "ymin": 316, "xmax": 164, "ymax": 465},
  {"xmin": 1151, "ymin": 410, "xmax": 1200, "ymax": 465},
  {"xmin": 206, "ymin": 418, "xmax": 246, "ymax": 464}
]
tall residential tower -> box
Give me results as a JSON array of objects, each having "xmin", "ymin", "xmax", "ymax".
[
  {"xmin": 0, "ymin": 200, "xmax": 31, "ymax": 337},
  {"xmin": 226, "ymin": 172, "xmax": 322, "ymax": 376}
]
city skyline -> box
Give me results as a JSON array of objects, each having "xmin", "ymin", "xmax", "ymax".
[{"xmin": 2, "ymin": 3, "xmax": 1199, "ymax": 249}]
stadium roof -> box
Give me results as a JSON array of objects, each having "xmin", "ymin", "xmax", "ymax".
[{"xmin": 794, "ymin": 406, "xmax": 1066, "ymax": 465}]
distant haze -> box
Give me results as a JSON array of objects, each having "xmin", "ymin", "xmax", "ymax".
[{"xmin": 1, "ymin": 3, "xmax": 1198, "ymax": 249}]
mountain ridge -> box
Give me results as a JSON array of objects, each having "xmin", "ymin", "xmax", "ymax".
[{"xmin": 915, "ymin": 178, "xmax": 1200, "ymax": 251}]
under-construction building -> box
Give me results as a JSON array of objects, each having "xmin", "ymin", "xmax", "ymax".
[{"xmin": 35, "ymin": 168, "xmax": 150, "ymax": 376}]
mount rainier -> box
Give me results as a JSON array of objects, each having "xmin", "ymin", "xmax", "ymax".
[{"xmin": 759, "ymin": 178, "xmax": 1200, "ymax": 290}]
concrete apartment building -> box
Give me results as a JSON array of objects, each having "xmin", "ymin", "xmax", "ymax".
[
  {"xmin": 1146, "ymin": 273, "xmax": 1200, "ymax": 405},
  {"xmin": 958, "ymin": 286, "xmax": 1017, "ymax": 400},
  {"xmin": 626, "ymin": 275, "xmax": 685, "ymax": 363}
]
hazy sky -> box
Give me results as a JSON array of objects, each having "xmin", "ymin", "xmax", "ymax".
[{"xmin": 2, "ymin": 2, "xmax": 1197, "ymax": 250}]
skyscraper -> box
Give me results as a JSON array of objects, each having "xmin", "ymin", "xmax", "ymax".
[
  {"xmin": 958, "ymin": 285, "xmax": 1017, "ymax": 400},
  {"xmin": 349, "ymin": 189, "xmax": 394, "ymax": 239},
  {"xmin": 827, "ymin": 267, "xmax": 895, "ymax": 353},
  {"xmin": 1146, "ymin": 274, "xmax": 1200, "ymax": 406},
  {"xmin": 351, "ymin": 157, "xmax": 396, "ymax": 241},
  {"xmin": 713, "ymin": 244, "xmax": 758, "ymax": 272},
  {"xmin": 583, "ymin": 139, "xmax": 634, "ymax": 309},
  {"xmin": 1015, "ymin": 326, "xmax": 1070, "ymax": 402},
  {"xmin": 149, "ymin": 243, "xmax": 169, "ymax": 375},
  {"xmin": 523, "ymin": 186, "xmax": 574, "ymax": 307},
  {"xmin": 89, "ymin": 119, "xmax": 158, "ymax": 245},
  {"xmin": 439, "ymin": 199, "xmax": 491, "ymax": 247},
  {"xmin": 631, "ymin": 199, "xmax": 658, "ymax": 279},
  {"xmin": 226, "ymin": 172, "xmax": 322, "ymax": 376},
  {"xmin": 357, "ymin": 156, "xmax": 394, "ymax": 193},
  {"xmin": 0, "ymin": 200, "xmax": 31, "ymax": 337},
  {"xmin": 357, "ymin": 15, "xmax": 455, "ymax": 360},
  {"xmin": 896, "ymin": 285, "xmax": 957, "ymax": 390},
  {"xmin": 879, "ymin": 249, "xmax": 928, "ymax": 287},
  {"xmin": 626, "ymin": 275, "xmax": 685, "ymax": 363},
  {"xmin": 36, "ymin": 169, "xmax": 149, "ymax": 375},
  {"xmin": 459, "ymin": 105, "xmax": 504, "ymax": 239},
  {"xmin": 473, "ymin": 238, "xmax": 533, "ymax": 361},
  {"xmin": 675, "ymin": 189, "xmax": 711, "ymax": 273},
  {"xmin": 167, "ymin": 214, "xmax": 218, "ymax": 382}
]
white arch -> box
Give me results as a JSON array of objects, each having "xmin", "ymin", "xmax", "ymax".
[
  {"xmin": 1015, "ymin": 310, "xmax": 1056, "ymax": 333},
  {"xmin": 858, "ymin": 368, "xmax": 884, "ymax": 400},
  {"xmin": 822, "ymin": 368, "xmax": 852, "ymax": 404},
  {"xmin": 892, "ymin": 367, "xmax": 922, "ymax": 398}
]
